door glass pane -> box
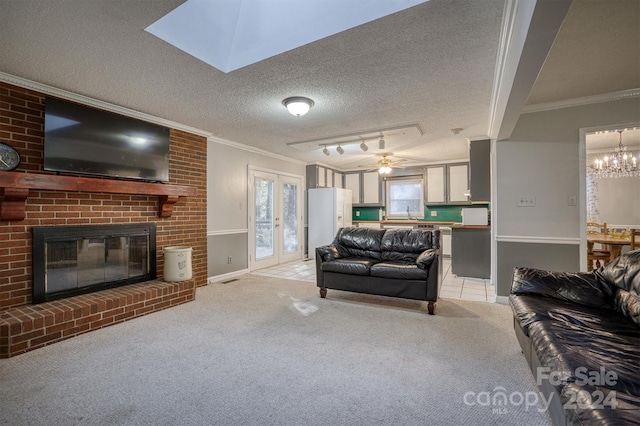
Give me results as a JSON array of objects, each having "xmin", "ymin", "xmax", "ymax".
[
  {"xmin": 77, "ymin": 238, "xmax": 106, "ymax": 288},
  {"xmin": 255, "ymin": 177, "xmax": 274, "ymax": 259},
  {"xmin": 282, "ymin": 183, "xmax": 298, "ymax": 254},
  {"xmin": 46, "ymin": 240, "xmax": 79, "ymax": 294}
]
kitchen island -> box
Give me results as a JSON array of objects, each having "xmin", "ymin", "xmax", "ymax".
[{"xmin": 450, "ymin": 224, "xmax": 491, "ymax": 279}]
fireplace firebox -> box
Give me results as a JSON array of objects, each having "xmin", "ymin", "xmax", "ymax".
[{"xmin": 32, "ymin": 223, "xmax": 157, "ymax": 303}]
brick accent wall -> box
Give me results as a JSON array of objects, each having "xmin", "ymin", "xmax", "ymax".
[{"xmin": 0, "ymin": 81, "xmax": 207, "ymax": 308}]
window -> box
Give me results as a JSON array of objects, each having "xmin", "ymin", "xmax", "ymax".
[{"xmin": 386, "ymin": 178, "xmax": 424, "ymax": 219}]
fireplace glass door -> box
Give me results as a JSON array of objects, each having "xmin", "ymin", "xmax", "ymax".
[{"xmin": 33, "ymin": 224, "xmax": 156, "ymax": 303}]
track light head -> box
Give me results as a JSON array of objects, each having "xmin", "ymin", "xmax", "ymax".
[
  {"xmin": 336, "ymin": 145, "xmax": 344, "ymax": 155},
  {"xmin": 322, "ymin": 147, "xmax": 330, "ymax": 156},
  {"xmin": 360, "ymin": 141, "xmax": 368, "ymax": 152}
]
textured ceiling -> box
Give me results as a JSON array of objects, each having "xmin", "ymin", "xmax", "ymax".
[{"xmin": 1, "ymin": 0, "xmax": 638, "ymax": 169}]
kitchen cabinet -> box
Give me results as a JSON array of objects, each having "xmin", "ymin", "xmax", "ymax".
[
  {"xmin": 344, "ymin": 172, "xmax": 360, "ymax": 204},
  {"xmin": 447, "ymin": 164, "xmax": 469, "ymax": 203},
  {"xmin": 426, "ymin": 163, "xmax": 469, "ymax": 204},
  {"xmin": 317, "ymin": 166, "xmax": 326, "ymax": 187},
  {"xmin": 469, "ymin": 139, "xmax": 490, "ymax": 203},
  {"xmin": 362, "ymin": 171, "xmax": 381, "ymax": 204},
  {"xmin": 344, "ymin": 171, "xmax": 381, "ymax": 205},
  {"xmin": 333, "ymin": 171, "xmax": 343, "ymax": 188},
  {"xmin": 426, "ymin": 166, "xmax": 446, "ymax": 203},
  {"xmin": 451, "ymin": 226, "xmax": 490, "ymax": 279},
  {"xmin": 306, "ymin": 164, "xmax": 344, "ymax": 189}
]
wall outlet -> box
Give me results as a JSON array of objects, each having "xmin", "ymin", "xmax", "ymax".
[
  {"xmin": 355, "ymin": 211, "xmax": 360, "ymax": 217},
  {"xmin": 227, "ymin": 256, "xmax": 232, "ymax": 264},
  {"xmin": 430, "ymin": 211, "xmax": 437, "ymax": 217},
  {"xmin": 517, "ymin": 196, "xmax": 536, "ymax": 207}
]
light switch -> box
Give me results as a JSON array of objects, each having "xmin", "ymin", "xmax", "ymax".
[
  {"xmin": 567, "ymin": 195, "xmax": 577, "ymax": 206},
  {"xmin": 431, "ymin": 211, "xmax": 437, "ymax": 217},
  {"xmin": 517, "ymin": 196, "xmax": 536, "ymax": 207}
]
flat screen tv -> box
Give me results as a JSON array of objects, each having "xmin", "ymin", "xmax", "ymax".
[{"xmin": 44, "ymin": 97, "xmax": 170, "ymax": 182}]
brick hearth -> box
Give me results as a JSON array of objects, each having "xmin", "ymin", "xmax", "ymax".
[
  {"xmin": 0, "ymin": 279, "xmax": 195, "ymax": 358},
  {"xmin": 0, "ymin": 82, "xmax": 207, "ymax": 357}
]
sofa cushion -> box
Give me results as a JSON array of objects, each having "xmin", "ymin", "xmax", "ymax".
[
  {"xmin": 334, "ymin": 227, "xmax": 385, "ymax": 260},
  {"xmin": 596, "ymin": 250, "xmax": 640, "ymax": 325},
  {"xmin": 370, "ymin": 262, "xmax": 428, "ymax": 280},
  {"xmin": 528, "ymin": 320, "xmax": 640, "ymax": 397},
  {"xmin": 511, "ymin": 267, "xmax": 615, "ymax": 309},
  {"xmin": 509, "ymin": 294, "xmax": 638, "ymax": 337},
  {"xmin": 320, "ymin": 257, "xmax": 377, "ymax": 276},
  {"xmin": 561, "ymin": 383, "xmax": 640, "ymax": 426},
  {"xmin": 379, "ymin": 229, "xmax": 438, "ymax": 262}
]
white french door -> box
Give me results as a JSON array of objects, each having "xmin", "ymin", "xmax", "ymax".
[{"xmin": 249, "ymin": 168, "xmax": 303, "ymax": 270}]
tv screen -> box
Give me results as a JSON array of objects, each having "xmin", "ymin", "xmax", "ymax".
[{"xmin": 44, "ymin": 97, "xmax": 170, "ymax": 182}]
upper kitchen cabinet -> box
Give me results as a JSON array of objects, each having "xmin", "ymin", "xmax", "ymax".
[
  {"xmin": 344, "ymin": 171, "xmax": 382, "ymax": 206},
  {"xmin": 306, "ymin": 164, "xmax": 343, "ymax": 189},
  {"xmin": 469, "ymin": 139, "xmax": 491, "ymax": 203},
  {"xmin": 362, "ymin": 171, "xmax": 381, "ymax": 204},
  {"xmin": 344, "ymin": 172, "xmax": 361, "ymax": 204},
  {"xmin": 426, "ymin": 163, "xmax": 470, "ymax": 204},
  {"xmin": 426, "ymin": 166, "xmax": 446, "ymax": 203},
  {"xmin": 447, "ymin": 163, "xmax": 469, "ymax": 203}
]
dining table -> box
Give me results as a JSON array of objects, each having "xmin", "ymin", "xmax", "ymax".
[{"xmin": 587, "ymin": 233, "xmax": 633, "ymax": 262}]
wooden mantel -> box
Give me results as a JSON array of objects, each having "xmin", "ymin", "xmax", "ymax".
[{"xmin": 0, "ymin": 171, "xmax": 197, "ymax": 221}]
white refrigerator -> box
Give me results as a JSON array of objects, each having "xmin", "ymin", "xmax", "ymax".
[{"xmin": 308, "ymin": 188, "xmax": 352, "ymax": 259}]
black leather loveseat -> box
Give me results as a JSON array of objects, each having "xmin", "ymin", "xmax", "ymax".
[
  {"xmin": 509, "ymin": 250, "xmax": 640, "ymax": 425},
  {"xmin": 315, "ymin": 227, "xmax": 441, "ymax": 314}
]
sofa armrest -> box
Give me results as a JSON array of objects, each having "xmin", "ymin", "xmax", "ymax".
[
  {"xmin": 511, "ymin": 267, "xmax": 615, "ymax": 308},
  {"xmin": 316, "ymin": 244, "xmax": 340, "ymax": 262},
  {"xmin": 416, "ymin": 249, "xmax": 438, "ymax": 270}
]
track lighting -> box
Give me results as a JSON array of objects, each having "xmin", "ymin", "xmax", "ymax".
[
  {"xmin": 378, "ymin": 138, "xmax": 385, "ymax": 150},
  {"xmin": 360, "ymin": 141, "xmax": 368, "ymax": 152},
  {"xmin": 336, "ymin": 145, "xmax": 344, "ymax": 155},
  {"xmin": 322, "ymin": 146, "xmax": 330, "ymax": 156}
]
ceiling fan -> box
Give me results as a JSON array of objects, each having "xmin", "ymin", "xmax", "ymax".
[{"xmin": 358, "ymin": 153, "xmax": 407, "ymax": 174}]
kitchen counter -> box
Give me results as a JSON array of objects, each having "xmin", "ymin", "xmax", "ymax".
[
  {"xmin": 353, "ymin": 220, "xmax": 456, "ymax": 225},
  {"xmin": 450, "ymin": 224, "xmax": 491, "ymax": 230}
]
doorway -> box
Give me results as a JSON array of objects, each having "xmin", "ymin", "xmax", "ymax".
[{"xmin": 248, "ymin": 167, "xmax": 304, "ymax": 270}]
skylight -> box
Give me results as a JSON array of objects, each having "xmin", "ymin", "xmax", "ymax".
[{"xmin": 146, "ymin": 0, "xmax": 429, "ymax": 73}]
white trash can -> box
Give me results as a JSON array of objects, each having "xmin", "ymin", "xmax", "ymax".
[{"xmin": 163, "ymin": 246, "xmax": 193, "ymax": 282}]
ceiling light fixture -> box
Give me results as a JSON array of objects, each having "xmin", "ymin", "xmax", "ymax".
[
  {"xmin": 322, "ymin": 146, "xmax": 330, "ymax": 156},
  {"xmin": 336, "ymin": 145, "xmax": 344, "ymax": 155},
  {"xmin": 360, "ymin": 141, "xmax": 368, "ymax": 152},
  {"xmin": 282, "ymin": 96, "xmax": 314, "ymax": 117},
  {"xmin": 450, "ymin": 127, "xmax": 464, "ymax": 135},
  {"xmin": 590, "ymin": 129, "xmax": 639, "ymax": 178},
  {"xmin": 378, "ymin": 138, "xmax": 385, "ymax": 150}
]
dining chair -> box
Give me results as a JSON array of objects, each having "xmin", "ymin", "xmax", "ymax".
[
  {"xmin": 586, "ymin": 221, "xmax": 610, "ymax": 271},
  {"xmin": 631, "ymin": 229, "xmax": 639, "ymax": 251}
]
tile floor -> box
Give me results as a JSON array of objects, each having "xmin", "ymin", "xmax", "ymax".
[{"xmin": 251, "ymin": 257, "xmax": 495, "ymax": 303}]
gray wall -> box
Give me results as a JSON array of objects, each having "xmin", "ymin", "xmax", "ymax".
[
  {"xmin": 494, "ymin": 97, "xmax": 640, "ymax": 297},
  {"xmin": 207, "ymin": 138, "xmax": 306, "ymax": 279}
]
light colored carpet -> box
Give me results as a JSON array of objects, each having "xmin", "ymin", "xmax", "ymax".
[{"xmin": 0, "ymin": 275, "xmax": 551, "ymax": 426}]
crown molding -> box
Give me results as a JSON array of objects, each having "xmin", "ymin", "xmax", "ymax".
[
  {"xmin": 522, "ymin": 88, "xmax": 640, "ymax": 114},
  {"xmin": 0, "ymin": 72, "xmax": 306, "ymax": 166},
  {"xmin": 0, "ymin": 71, "xmax": 212, "ymax": 138},
  {"xmin": 208, "ymin": 134, "xmax": 306, "ymax": 165}
]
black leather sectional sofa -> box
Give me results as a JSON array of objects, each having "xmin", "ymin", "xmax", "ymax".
[
  {"xmin": 315, "ymin": 227, "xmax": 441, "ymax": 314},
  {"xmin": 509, "ymin": 250, "xmax": 640, "ymax": 425}
]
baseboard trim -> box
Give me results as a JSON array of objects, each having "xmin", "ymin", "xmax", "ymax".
[
  {"xmin": 495, "ymin": 235, "xmax": 580, "ymax": 245},
  {"xmin": 495, "ymin": 295, "xmax": 509, "ymax": 305},
  {"xmin": 208, "ymin": 269, "xmax": 249, "ymax": 283}
]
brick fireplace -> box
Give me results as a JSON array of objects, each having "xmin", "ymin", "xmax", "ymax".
[{"xmin": 0, "ymin": 82, "xmax": 207, "ymax": 357}]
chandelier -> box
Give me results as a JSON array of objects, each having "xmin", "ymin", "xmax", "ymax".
[{"xmin": 590, "ymin": 130, "xmax": 639, "ymax": 178}]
